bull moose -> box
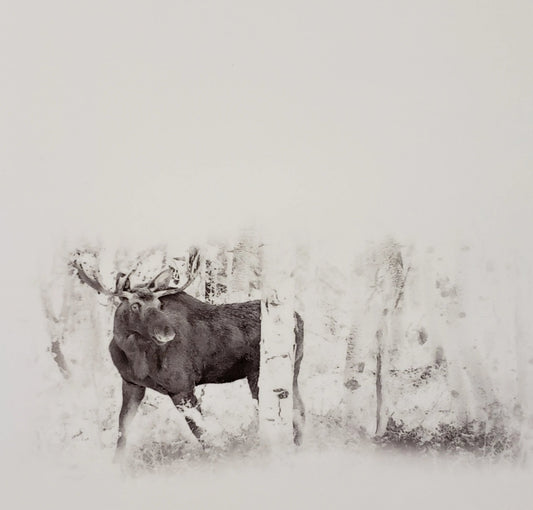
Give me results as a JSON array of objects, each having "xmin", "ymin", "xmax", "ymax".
[{"xmin": 71, "ymin": 250, "xmax": 305, "ymax": 460}]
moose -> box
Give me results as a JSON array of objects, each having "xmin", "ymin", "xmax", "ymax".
[{"xmin": 71, "ymin": 250, "xmax": 305, "ymax": 460}]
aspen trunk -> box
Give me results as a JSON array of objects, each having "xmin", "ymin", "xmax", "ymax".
[
  {"xmin": 187, "ymin": 246, "xmax": 206, "ymax": 300},
  {"xmin": 258, "ymin": 243, "xmax": 295, "ymax": 448},
  {"xmin": 204, "ymin": 244, "xmax": 230, "ymax": 304},
  {"xmin": 515, "ymin": 260, "xmax": 533, "ymax": 464},
  {"xmin": 374, "ymin": 241, "xmax": 404, "ymax": 436},
  {"xmin": 343, "ymin": 251, "xmax": 377, "ymax": 436},
  {"xmin": 229, "ymin": 229, "xmax": 261, "ymax": 301},
  {"xmin": 41, "ymin": 253, "xmax": 73, "ymax": 379}
]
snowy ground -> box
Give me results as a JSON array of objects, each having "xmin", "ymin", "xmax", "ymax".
[{"xmin": 6, "ymin": 447, "xmax": 533, "ymax": 510}]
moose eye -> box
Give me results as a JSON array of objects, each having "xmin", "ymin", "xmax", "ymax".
[{"xmin": 130, "ymin": 303, "xmax": 141, "ymax": 313}]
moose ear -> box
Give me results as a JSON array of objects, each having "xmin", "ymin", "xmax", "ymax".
[
  {"xmin": 115, "ymin": 272, "xmax": 125, "ymax": 292},
  {"xmin": 123, "ymin": 275, "xmax": 131, "ymax": 292},
  {"xmin": 115, "ymin": 272, "xmax": 132, "ymax": 293}
]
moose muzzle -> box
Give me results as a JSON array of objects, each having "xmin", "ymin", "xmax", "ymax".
[{"xmin": 152, "ymin": 325, "xmax": 176, "ymax": 344}]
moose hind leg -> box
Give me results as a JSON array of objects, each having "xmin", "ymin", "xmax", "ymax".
[
  {"xmin": 115, "ymin": 379, "xmax": 146, "ymax": 461},
  {"xmin": 247, "ymin": 371, "xmax": 259, "ymax": 401}
]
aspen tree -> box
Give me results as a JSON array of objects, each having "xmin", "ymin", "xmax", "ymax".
[
  {"xmin": 229, "ymin": 229, "xmax": 261, "ymax": 301},
  {"xmin": 343, "ymin": 250, "xmax": 376, "ymax": 436},
  {"xmin": 514, "ymin": 258, "xmax": 533, "ymax": 464},
  {"xmin": 258, "ymin": 242, "xmax": 296, "ymax": 448},
  {"xmin": 374, "ymin": 240, "xmax": 405, "ymax": 436}
]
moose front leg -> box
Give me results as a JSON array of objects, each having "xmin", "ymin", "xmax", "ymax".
[
  {"xmin": 170, "ymin": 393, "xmax": 205, "ymax": 445},
  {"xmin": 114, "ymin": 379, "xmax": 146, "ymax": 462}
]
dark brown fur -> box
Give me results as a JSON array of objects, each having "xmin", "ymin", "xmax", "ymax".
[{"xmin": 109, "ymin": 291, "xmax": 305, "ymax": 457}]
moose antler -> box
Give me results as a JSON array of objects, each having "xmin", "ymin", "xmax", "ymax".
[
  {"xmin": 71, "ymin": 256, "xmax": 132, "ymax": 298},
  {"xmin": 147, "ymin": 268, "xmax": 175, "ymax": 291},
  {"xmin": 153, "ymin": 248, "xmax": 201, "ymax": 297},
  {"xmin": 72, "ymin": 248, "xmax": 201, "ymax": 298}
]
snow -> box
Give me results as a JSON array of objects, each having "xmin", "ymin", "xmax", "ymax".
[{"xmin": 5, "ymin": 449, "xmax": 533, "ymax": 510}]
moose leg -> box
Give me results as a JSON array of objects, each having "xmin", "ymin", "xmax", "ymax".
[
  {"xmin": 247, "ymin": 370, "xmax": 259, "ymax": 401},
  {"xmin": 170, "ymin": 393, "xmax": 205, "ymax": 445},
  {"xmin": 115, "ymin": 379, "xmax": 146, "ymax": 461}
]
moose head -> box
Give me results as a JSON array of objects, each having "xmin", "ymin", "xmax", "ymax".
[{"xmin": 71, "ymin": 250, "xmax": 200, "ymax": 345}]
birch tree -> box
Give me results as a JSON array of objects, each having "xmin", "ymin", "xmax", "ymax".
[
  {"xmin": 258, "ymin": 242, "xmax": 296, "ymax": 448},
  {"xmin": 343, "ymin": 240, "xmax": 409, "ymax": 437},
  {"xmin": 204, "ymin": 243, "xmax": 230, "ymax": 304},
  {"xmin": 40, "ymin": 249, "xmax": 74, "ymax": 379},
  {"xmin": 343, "ymin": 251, "xmax": 376, "ymax": 436},
  {"xmin": 514, "ymin": 258, "xmax": 533, "ymax": 464},
  {"xmin": 228, "ymin": 229, "xmax": 261, "ymax": 301},
  {"xmin": 373, "ymin": 240, "xmax": 406, "ymax": 436}
]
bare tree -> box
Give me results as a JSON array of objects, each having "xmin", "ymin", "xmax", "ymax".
[{"xmin": 40, "ymin": 269, "xmax": 71, "ymax": 378}]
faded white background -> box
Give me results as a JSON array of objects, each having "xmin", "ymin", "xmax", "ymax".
[{"xmin": 2, "ymin": 1, "xmax": 533, "ymax": 508}]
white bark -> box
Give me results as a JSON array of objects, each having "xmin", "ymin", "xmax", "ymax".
[
  {"xmin": 185, "ymin": 246, "xmax": 206, "ymax": 300},
  {"xmin": 515, "ymin": 259, "xmax": 533, "ymax": 464},
  {"xmin": 343, "ymin": 251, "xmax": 377, "ymax": 435},
  {"xmin": 373, "ymin": 243, "xmax": 399, "ymax": 435},
  {"xmin": 204, "ymin": 244, "xmax": 229, "ymax": 304},
  {"xmin": 228, "ymin": 229, "xmax": 261, "ymax": 301},
  {"xmin": 447, "ymin": 245, "xmax": 510, "ymax": 426},
  {"xmin": 259, "ymin": 243, "xmax": 295, "ymax": 448}
]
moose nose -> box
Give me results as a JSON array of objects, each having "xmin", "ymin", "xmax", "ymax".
[{"xmin": 153, "ymin": 326, "xmax": 175, "ymax": 344}]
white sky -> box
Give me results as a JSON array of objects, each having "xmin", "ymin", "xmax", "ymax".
[{"xmin": 3, "ymin": 1, "xmax": 532, "ymax": 250}]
